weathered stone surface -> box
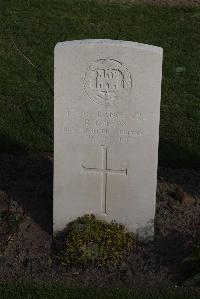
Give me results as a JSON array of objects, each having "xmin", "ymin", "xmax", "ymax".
[{"xmin": 54, "ymin": 39, "xmax": 163, "ymax": 239}]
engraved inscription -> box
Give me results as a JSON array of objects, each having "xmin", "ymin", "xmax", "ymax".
[
  {"xmin": 84, "ymin": 59, "xmax": 132, "ymax": 106},
  {"xmin": 81, "ymin": 145, "xmax": 127, "ymax": 215},
  {"xmin": 63, "ymin": 108, "xmax": 155, "ymax": 144}
]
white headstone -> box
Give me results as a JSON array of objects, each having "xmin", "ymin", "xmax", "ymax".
[{"xmin": 54, "ymin": 39, "xmax": 163, "ymax": 239}]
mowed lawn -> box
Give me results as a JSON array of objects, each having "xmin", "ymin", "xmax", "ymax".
[
  {"xmin": 0, "ymin": 0, "xmax": 199, "ymax": 168},
  {"xmin": 0, "ymin": 283, "xmax": 200, "ymax": 299}
]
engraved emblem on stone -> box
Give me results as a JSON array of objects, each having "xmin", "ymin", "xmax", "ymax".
[{"xmin": 84, "ymin": 59, "xmax": 132, "ymax": 106}]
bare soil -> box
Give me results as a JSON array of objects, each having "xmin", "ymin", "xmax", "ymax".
[{"xmin": 0, "ymin": 154, "xmax": 199, "ymax": 287}]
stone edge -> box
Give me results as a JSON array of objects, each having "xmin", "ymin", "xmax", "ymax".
[{"xmin": 54, "ymin": 39, "xmax": 163, "ymax": 55}]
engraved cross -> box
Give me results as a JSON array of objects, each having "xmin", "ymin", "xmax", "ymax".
[{"xmin": 81, "ymin": 145, "xmax": 127, "ymax": 215}]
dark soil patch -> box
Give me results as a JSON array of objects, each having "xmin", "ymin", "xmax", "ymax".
[{"xmin": 0, "ymin": 154, "xmax": 199, "ymax": 287}]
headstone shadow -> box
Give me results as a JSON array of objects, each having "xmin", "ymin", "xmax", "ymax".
[{"xmin": 0, "ymin": 139, "xmax": 53, "ymax": 235}]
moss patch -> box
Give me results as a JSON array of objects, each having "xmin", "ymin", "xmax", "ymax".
[{"xmin": 60, "ymin": 214, "xmax": 136, "ymax": 266}]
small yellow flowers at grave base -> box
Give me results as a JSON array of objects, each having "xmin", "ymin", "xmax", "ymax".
[{"xmin": 61, "ymin": 214, "xmax": 136, "ymax": 266}]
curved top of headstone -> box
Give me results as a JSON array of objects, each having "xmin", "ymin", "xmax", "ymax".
[{"xmin": 55, "ymin": 39, "xmax": 163, "ymax": 55}]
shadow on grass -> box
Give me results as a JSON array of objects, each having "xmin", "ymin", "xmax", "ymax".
[
  {"xmin": 159, "ymin": 138, "xmax": 200, "ymax": 170},
  {"xmin": 0, "ymin": 135, "xmax": 53, "ymax": 234},
  {"xmin": 0, "ymin": 133, "xmax": 28, "ymax": 155}
]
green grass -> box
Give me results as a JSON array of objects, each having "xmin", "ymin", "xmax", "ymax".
[
  {"xmin": 0, "ymin": 283, "xmax": 199, "ymax": 299},
  {"xmin": 0, "ymin": 0, "xmax": 199, "ymax": 168}
]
